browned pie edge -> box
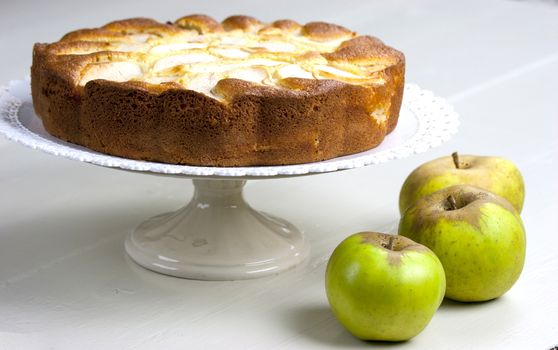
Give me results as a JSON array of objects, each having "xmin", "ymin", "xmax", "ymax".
[{"xmin": 31, "ymin": 15, "xmax": 405, "ymax": 166}]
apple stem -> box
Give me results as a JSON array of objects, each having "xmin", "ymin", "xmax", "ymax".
[
  {"xmin": 447, "ymin": 195, "xmax": 458, "ymax": 210},
  {"xmin": 386, "ymin": 236, "xmax": 395, "ymax": 250},
  {"xmin": 452, "ymin": 152, "xmax": 460, "ymax": 169}
]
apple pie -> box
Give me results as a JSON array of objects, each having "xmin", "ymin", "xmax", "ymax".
[{"xmin": 31, "ymin": 15, "xmax": 405, "ymax": 166}]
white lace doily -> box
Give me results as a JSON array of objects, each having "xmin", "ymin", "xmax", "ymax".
[{"xmin": 0, "ymin": 79, "xmax": 458, "ymax": 178}]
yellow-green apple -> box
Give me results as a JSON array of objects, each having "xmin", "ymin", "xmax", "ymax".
[
  {"xmin": 399, "ymin": 152, "xmax": 525, "ymax": 214},
  {"xmin": 398, "ymin": 185, "xmax": 526, "ymax": 302},
  {"xmin": 325, "ymin": 232, "xmax": 446, "ymax": 341}
]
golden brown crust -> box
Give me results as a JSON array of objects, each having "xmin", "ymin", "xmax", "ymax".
[
  {"xmin": 175, "ymin": 14, "xmax": 224, "ymax": 33},
  {"xmin": 271, "ymin": 20, "xmax": 301, "ymax": 32},
  {"xmin": 31, "ymin": 15, "xmax": 405, "ymax": 166},
  {"xmin": 222, "ymin": 15, "xmax": 262, "ymax": 31},
  {"xmin": 301, "ymin": 22, "xmax": 354, "ymax": 41},
  {"xmin": 61, "ymin": 18, "xmax": 181, "ymax": 42}
]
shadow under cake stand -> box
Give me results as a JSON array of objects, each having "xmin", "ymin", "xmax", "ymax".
[{"xmin": 0, "ymin": 80, "xmax": 459, "ymax": 280}]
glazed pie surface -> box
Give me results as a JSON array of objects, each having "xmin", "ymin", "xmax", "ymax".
[{"xmin": 31, "ymin": 15, "xmax": 405, "ymax": 166}]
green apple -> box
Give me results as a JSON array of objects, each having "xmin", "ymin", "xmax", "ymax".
[
  {"xmin": 398, "ymin": 185, "xmax": 526, "ymax": 302},
  {"xmin": 325, "ymin": 232, "xmax": 446, "ymax": 341},
  {"xmin": 399, "ymin": 152, "xmax": 525, "ymax": 214}
]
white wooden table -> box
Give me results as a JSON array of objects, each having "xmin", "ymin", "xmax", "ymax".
[{"xmin": 1, "ymin": 0, "xmax": 557, "ymax": 349}]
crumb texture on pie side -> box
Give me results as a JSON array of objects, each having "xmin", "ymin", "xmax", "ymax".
[{"xmin": 31, "ymin": 15, "xmax": 405, "ymax": 166}]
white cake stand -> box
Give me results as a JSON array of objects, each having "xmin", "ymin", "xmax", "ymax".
[{"xmin": 0, "ymin": 80, "xmax": 459, "ymax": 280}]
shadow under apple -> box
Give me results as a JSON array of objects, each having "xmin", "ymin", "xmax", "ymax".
[
  {"xmin": 440, "ymin": 296, "xmax": 501, "ymax": 310},
  {"xmin": 279, "ymin": 303, "xmax": 412, "ymax": 348}
]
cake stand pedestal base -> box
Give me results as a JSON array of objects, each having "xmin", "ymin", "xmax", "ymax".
[{"xmin": 125, "ymin": 178, "xmax": 309, "ymax": 280}]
